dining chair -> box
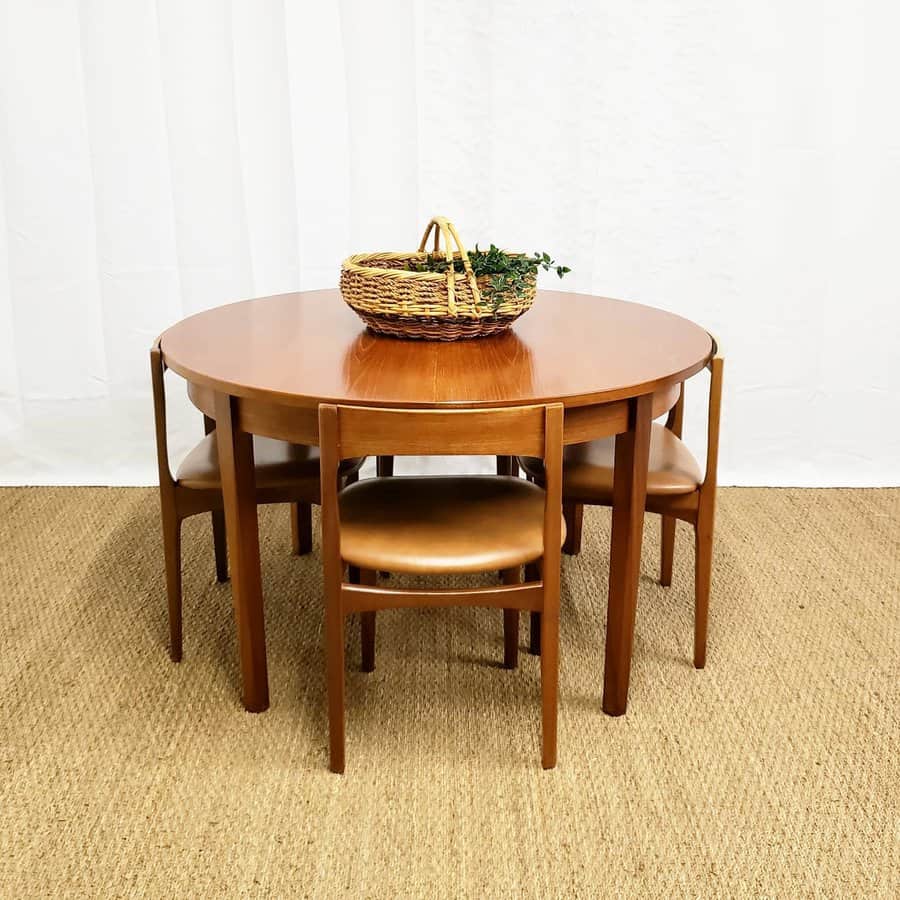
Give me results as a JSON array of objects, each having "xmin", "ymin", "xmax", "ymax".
[
  {"xmin": 150, "ymin": 341, "xmax": 363, "ymax": 662},
  {"xmin": 319, "ymin": 402, "xmax": 565, "ymax": 773},
  {"xmin": 519, "ymin": 337, "xmax": 723, "ymax": 668}
]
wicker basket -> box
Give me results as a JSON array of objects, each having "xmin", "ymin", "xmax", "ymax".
[{"xmin": 340, "ymin": 216, "xmax": 536, "ymax": 341}]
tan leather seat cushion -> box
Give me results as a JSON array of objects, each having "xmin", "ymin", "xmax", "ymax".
[
  {"xmin": 176, "ymin": 433, "xmax": 361, "ymax": 491},
  {"xmin": 519, "ymin": 424, "xmax": 702, "ymax": 501},
  {"xmin": 338, "ymin": 476, "xmax": 565, "ymax": 574}
]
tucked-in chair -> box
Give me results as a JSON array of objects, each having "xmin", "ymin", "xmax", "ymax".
[
  {"xmin": 319, "ymin": 403, "xmax": 565, "ymax": 773},
  {"xmin": 519, "ymin": 338, "xmax": 723, "ymax": 668},
  {"xmin": 150, "ymin": 341, "xmax": 362, "ymax": 662}
]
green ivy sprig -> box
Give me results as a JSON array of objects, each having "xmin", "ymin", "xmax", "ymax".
[{"xmin": 409, "ymin": 244, "xmax": 570, "ymax": 311}]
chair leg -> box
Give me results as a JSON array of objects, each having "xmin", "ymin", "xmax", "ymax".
[
  {"xmin": 496, "ymin": 455, "xmax": 517, "ymax": 476},
  {"xmin": 525, "ymin": 562, "xmax": 541, "ymax": 655},
  {"xmin": 360, "ymin": 569, "xmax": 377, "ymax": 673},
  {"xmin": 162, "ymin": 510, "xmax": 183, "ymax": 662},
  {"xmin": 501, "ymin": 567, "xmax": 520, "ymax": 669},
  {"xmin": 694, "ymin": 510, "xmax": 714, "ymax": 670},
  {"xmin": 376, "ymin": 456, "xmax": 394, "ymax": 477},
  {"xmin": 660, "ymin": 515, "xmax": 675, "ymax": 586},
  {"xmin": 325, "ymin": 586, "xmax": 347, "ymax": 774},
  {"xmin": 290, "ymin": 502, "xmax": 313, "ymax": 556},
  {"xmin": 211, "ymin": 509, "xmax": 228, "ymax": 582},
  {"xmin": 540, "ymin": 604, "xmax": 559, "ymax": 770},
  {"xmin": 562, "ymin": 503, "xmax": 583, "ymax": 555}
]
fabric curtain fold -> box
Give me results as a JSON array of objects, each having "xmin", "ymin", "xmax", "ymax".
[{"xmin": 0, "ymin": 1, "xmax": 897, "ymax": 485}]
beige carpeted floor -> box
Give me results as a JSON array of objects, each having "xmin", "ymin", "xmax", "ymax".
[{"xmin": 0, "ymin": 487, "xmax": 897, "ymax": 898}]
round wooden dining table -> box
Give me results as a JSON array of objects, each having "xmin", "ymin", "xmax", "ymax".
[{"xmin": 160, "ymin": 289, "xmax": 713, "ymax": 716}]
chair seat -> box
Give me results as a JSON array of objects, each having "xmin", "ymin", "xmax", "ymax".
[
  {"xmin": 519, "ymin": 424, "xmax": 702, "ymax": 501},
  {"xmin": 338, "ymin": 476, "xmax": 565, "ymax": 574},
  {"xmin": 176, "ymin": 433, "xmax": 361, "ymax": 491}
]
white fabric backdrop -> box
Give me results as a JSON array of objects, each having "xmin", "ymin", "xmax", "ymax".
[{"xmin": 0, "ymin": 1, "xmax": 897, "ymax": 486}]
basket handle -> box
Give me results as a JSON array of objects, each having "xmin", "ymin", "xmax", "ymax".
[{"xmin": 417, "ymin": 216, "xmax": 481, "ymax": 315}]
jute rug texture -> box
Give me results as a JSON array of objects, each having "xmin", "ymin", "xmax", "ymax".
[{"xmin": 0, "ymin": 487, "xmax": 897, "ymax": 897}]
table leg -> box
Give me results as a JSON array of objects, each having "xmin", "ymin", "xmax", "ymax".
[
  {"xmin": 214, "ymin": 392, "xmax": 269, "ymax": 712},
  {"xmin": 602, "ymin": 393, "xmax": 652, "ymax": 716}
]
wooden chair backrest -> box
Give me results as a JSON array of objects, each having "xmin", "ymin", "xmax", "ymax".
[
  {"xmin": 664, "ymin": 333, "xmax": 724, "ymax": 489},
  {"xmin": 322, "ymin": 404, "xmax": 558, "ymax": 460},
  {"xmin": 704, "ymin": 336, "xmax": 724, "ymax": 489},
  {"xmin": 149, "ymin": 338, "xmax": 174, "ymax": 486}
]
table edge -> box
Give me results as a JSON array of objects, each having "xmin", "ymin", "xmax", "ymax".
[{"xmin": 159, "ymin": 290, "xmax": 713, "ymax": 410}]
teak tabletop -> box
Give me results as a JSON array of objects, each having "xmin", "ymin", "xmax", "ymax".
[{"xmin": 160, "ymin": 289, "xmax": 713, "ymax": 716}]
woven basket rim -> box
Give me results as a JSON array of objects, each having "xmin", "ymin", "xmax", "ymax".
[{"xmin": 341, "ymin": 249, "xmax": 525, "ymax": 283}]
